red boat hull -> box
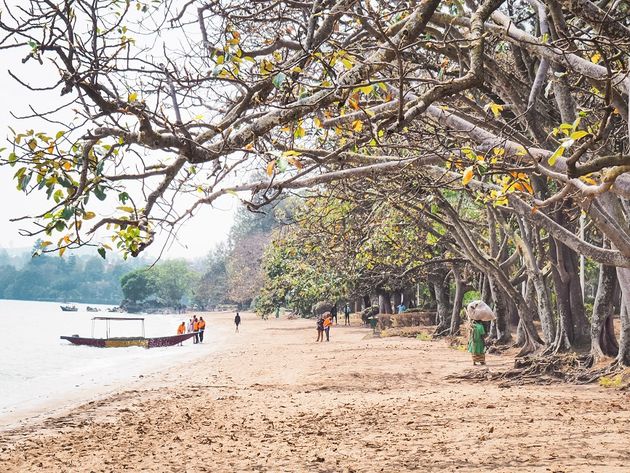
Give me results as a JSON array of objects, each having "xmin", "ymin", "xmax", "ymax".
[{"xmin": 60, "ymin": 332, "xmax": 197, "ymax": 348}]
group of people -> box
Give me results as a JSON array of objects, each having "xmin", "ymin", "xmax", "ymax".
[
  {"xmin": 177, "ymin": 315, "xmax": 206, "ymax": 344},
  {"xmin": 316, "ymin": 312, "xmax": 333, "ymax": 342},
  {"xmin": 315, "ymin": 303, "xmax": 352, "ymax": 342}
]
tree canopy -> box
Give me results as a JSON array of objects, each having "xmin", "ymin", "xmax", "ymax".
[{"xmin": 2, "ymin": 1, "xmax": 630, "ymax": 364}]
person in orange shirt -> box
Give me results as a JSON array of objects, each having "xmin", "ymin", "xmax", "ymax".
[
  {"xmin": 323, "ymin": 314, "xmax": 333, "ymax": 341},
  {"xmin": 176, "ymin": 322, "xmax": 186, "ymax": 346},
  {"xmin": 198, "ymin": 317, "xmax": 206, "ymax": 343},
  {"xmin": 192, "ymin": 316, "xmax": 199, "ymax": 344}
]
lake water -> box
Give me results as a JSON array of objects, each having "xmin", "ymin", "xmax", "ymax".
[{"xmin": 0, "ymin": 299, "xmax": 224, "ymax": 425}]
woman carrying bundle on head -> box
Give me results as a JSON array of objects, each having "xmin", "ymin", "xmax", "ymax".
[
  {"xmin": 466, "ymin": 300, "xmax": 494, "ymax": 366},
  {"xmin": 468, "ymin": 319, "xmax": 486, "ymax": 365}
]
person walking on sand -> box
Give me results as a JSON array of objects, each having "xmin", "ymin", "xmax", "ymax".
[
  {"xmin": 316, "ymin": 315, "xmax": 324, "ymax": 342},
  {"xmin": 187, "ymin": 318, "xmax": 194, "ymax": 335},
  {"xmin": 343, "ymin": 303, "xmax": 351, "ymax": 326},
  {"xmin": 198, "ymin": 317, "xmax": 206, "ymax": 343},
  {"xmin": 468, "ymin": 319, "xmax": 486, "ymax": 365},
  {"xmin": 323, "ymin": 313, "xmax": 333, "ymax": 341},
  {"xmin": 234, "ymin": 312, "xmax": 241, "ymax": 333}
]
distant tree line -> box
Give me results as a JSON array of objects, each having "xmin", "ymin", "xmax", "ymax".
[
  {"xmin": 0, "ymin": 252, "xmax": 142, "ymax": 304},
  {"xmin": 119, "ymin": 205, "xmax": 287, "ymax": 309}
]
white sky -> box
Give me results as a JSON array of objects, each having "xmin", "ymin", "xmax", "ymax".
[{"xmin": 0, "ymin": 38, "xmax": 236, "ymax": 259}]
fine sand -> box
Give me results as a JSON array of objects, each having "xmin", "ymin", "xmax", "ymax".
[{"xmin": 1, "ymin": 311, "xmax": 629, "ymax": 472}]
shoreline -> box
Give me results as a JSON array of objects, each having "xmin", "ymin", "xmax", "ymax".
[
  {"xmin": 1, "ymin": 312, "xmax": 629, "ymax": 472},
  {"xmin": 0, "ymin": 310, "xmax": 232, "ymax": 432}
]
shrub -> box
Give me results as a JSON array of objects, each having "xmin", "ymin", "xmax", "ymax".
[
  {"xmin": 312, "ymin": 301, "xmax": 334, "ymax": 316},
  {"xmin": 360, "ymin": 306, "xmax": 379, "ymax": 324}
]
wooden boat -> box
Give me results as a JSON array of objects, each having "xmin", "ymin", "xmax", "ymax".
[
  {"xmin": 60, "ymin": 305, "xmax": 78, "ymax": 312},
  {"xmin": 86, "ymin": 306, "xmax": 100, "ymax": 312},
  {"xmin": 60, "ymin": 317, "xmax": 197, "ymax": 348}
]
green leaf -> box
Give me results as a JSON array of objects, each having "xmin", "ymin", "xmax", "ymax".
[{"xmin": 98, "ymin": 247, "xmax": 107, "ymax": 259}]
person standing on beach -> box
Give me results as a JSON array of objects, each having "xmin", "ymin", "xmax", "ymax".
[
  {"xmin": 323, "ymin": 313, "xmax": 333, "ymax": 341},
  {"xmin": 343, "ymin": 304, "xmax": 351, "ymax": 326},
  {"xmin": 234, "ymin": 312, "xmax": 241, "ymax": 332},
  {"xmin": 468, "ymin": 319, "xmax": 486, "ymax": 365},
  {"xmin": 198, "ymin": 317, "xmax": 206, "ymax": 343},
  {"xmin": 177, "ymin": 321, "xmax": 186, "ymax": 346},
  {"xmin": 331, "ymin": 304, "xmax": 338, "ymax": 324},
  {"xmin": 193, "ymin": 316, "xmax": 199, "ymax": 344},
  {"xmin": 316, "ymin": 315, "xmax": 324, "ymax": 342}
]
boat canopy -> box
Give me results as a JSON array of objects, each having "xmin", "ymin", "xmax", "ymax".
[{"xmin": 91, "ymin": 317, "xmax": 145, "ymax": 338}]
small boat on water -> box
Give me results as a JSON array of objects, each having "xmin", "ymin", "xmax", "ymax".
[
  {"xmin": 60, "ymin": 316, "xmax": 197, "ymax": 348},
  {"xmin": 60, "ymin": 305, "xmax": 78, "ymax": 312},
  {"xmin": 86, "ymin": 306, "xmax": 100, "ymax": 312}
]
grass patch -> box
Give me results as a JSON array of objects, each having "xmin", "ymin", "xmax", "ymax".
[
  {"xmin": 416, "ymin": 332, "xmax": 433, "ymax": 341},
  {"xmin": 599, "ymin": 374, "xmax": 624, "ymax": 388},
  {"xmin": 381, "ymin": 326, "xmax": 434, "ymax": 338}
]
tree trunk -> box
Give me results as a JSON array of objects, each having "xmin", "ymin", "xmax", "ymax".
[
  {"xmin": 378, "ymin": 290, "xmax": 393, "ymax": 314},
  {"xmin": 515, "ymin": 217, "xmax": 555, "ymax": 343},
  {"xmin": 591, "ymin": 262, "xmax": 618, "ymax": 359},
  {"xmin": 565, "ymin": 247, "xmax": 590, "ymax": 347},
  {"xmin": 363, "ymin": 295, "xmax": 371, "ymax": 309},
  {"xmin": 615, "ymin": 268, "xmax": 630, "ymax": 366},
  {"xmin": 488, "ymin": 276, "xmax": 512, "ymax": 344},
  {"xmin": 449, "ymin": 266, "xmax": 465, "ymax": 335},
  {"xmin": 392, "ymin": 292, "xmax": 402, "ymax": 310},
  {"xmin": 433, "ymin": 278, "xmax": 451, "ymax": 334}
]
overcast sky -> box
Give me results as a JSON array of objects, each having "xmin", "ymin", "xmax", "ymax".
[{"xmin": 0, "ymin": 41, "xmax": 236, "ymax": 260}]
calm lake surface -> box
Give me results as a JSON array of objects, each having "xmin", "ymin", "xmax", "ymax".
[{"xmin": 0, "ymin": 299, "xmax": 221, "ymax": 423}]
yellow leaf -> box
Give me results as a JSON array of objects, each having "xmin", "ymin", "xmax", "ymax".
[
  {"xmin": 590, "ymin": 52, "xmax": 601, "ymax": 64},
  {"xmin": 352, "ymin": 120, "xmax": 363, "ymax": 132},
  {"xmin": 63, "ymin": 161, "xmax": 72, "ymax": 171},
  {"xmin": 490, "ymin": 103, "xmax": 503, "ymax": 117},
  {"xmin": 28, "ymin": 139, "xmax": 37, "ymax": 151},
  {"xmin": 462, "ymin": 166, "xmax": 474, "ymax": 186},
  {"xmin": 570, "ymin": 130, "xmax": 589, "ymax": 140},
  {"xmin": 84, "ymin": 211, "xmax": 96, "ymax": 220},
  {"xmin": 47, "ymin": 144, "xmax": 54, "ymax": 154},
  {"xmin": 59, "ymin": 247, "xmax": 66, "ymax": 257},
  {"xmin": 282, "ymin": 150, "xmax": 302, "ymax": 157},
  {"xmin": 128, "ymin": 92, "xmax": 138, "ymax": 102},
  {"xmin": 313, "ymin": 117, "xmax": 322, "ymax": 128},
  {"xmin": 485, "ymin": 102, "xmax": 503, "ymax": 118},
  {"xmin": 266, "ymin": 160, "xmax": 276, "ymax": 176}
]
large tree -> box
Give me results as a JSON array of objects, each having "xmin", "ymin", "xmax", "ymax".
[{"xmin": 3, "ymin": 1, "xmax": 630, "ymax": 362}]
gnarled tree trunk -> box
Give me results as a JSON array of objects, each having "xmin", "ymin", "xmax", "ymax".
[{"xmin": 591, "ymin": 262, "xmax": 618, "ymax": 359}]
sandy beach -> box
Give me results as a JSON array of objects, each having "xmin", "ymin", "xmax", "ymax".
[{"xmin": 1, "ymin": 311, "xmax": 629, "ymax": 472}]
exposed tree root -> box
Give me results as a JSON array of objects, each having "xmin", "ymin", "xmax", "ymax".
[{"xmin": 447, "ymin": 353, "xmax": 630, "ymax": 387}]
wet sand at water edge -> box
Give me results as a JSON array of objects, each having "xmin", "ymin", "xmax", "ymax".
[{"xmin": 1, "ymin": 311, "xmax": 629, "ymax": 472}]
